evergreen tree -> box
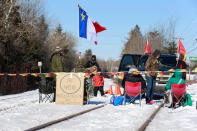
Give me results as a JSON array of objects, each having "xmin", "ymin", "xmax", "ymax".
[
  {"xmin": 82, "ymin": 49, "xmax": 92, "ymax": 66},
  {"xmin": 122, "ymin": 25, "xmax": 144, "ymax": 55},
  {"xmin": 56, "ymin": 24, "xmax": 62, "ymax": 34},
  {"xmin": 36, "ymin": 15, "xmax": 50, "ymax": 72}
]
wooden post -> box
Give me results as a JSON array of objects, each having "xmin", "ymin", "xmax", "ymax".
[{"xmin": 196, "ymin": 101, "xmax": 197, "ymax": 110}]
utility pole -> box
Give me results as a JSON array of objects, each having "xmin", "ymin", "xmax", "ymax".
[{"xmin": 173, "ymin": 37, "xmax": 184, "ymax": 41}]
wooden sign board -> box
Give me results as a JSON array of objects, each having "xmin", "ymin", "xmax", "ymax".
[{"xmin": 55, "ymin": 73, "xmax": 85, "ymax": 105}]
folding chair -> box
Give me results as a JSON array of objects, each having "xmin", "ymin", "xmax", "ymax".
[
  {"xmin": 39, "ymin": 75, "xmax": 55, "ymax": 103},
  {"xmin": 171, "ymin": 83, "xmax": 187, "ymax": 108},
  {"xmin": 84, "ymin": 77, "xmax": 94, "ymax": 104},
  {"xmin": 124, "ymin": 81, "xmax": 141, "ymax": 106}
]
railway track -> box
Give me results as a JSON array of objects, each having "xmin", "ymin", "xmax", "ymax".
[
  {"xmin": 0, "ymin": 93, "xmax": 38, "ymax": 112},
  {"xmin": 0, "ymin": 99, "xmax": 38, "ymax": 113},
  {"xmin": 25, "ymin": 104, "xmax": 106, "ymax": 131},
  {"xmin": 138, "ymin": 103, "xmax": 164, "ymax": 131},
  {"xmin": 0, "ymin": 91, "xmax": 165, "ymax": 131},
  {"xmin": 23, "ymin": 102, "xmax": 164, "ymax": 131},
  {"xmin": 0, "ymin": 93, "xmax": 37, "ymax": 101}
]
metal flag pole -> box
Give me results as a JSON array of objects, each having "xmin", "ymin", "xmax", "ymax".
[{"xmin": 78, "ymin": 3, "xmax": 81, "ymax": 60}]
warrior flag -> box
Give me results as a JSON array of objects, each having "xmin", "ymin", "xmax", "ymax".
[{"xmin": 144, "ymin": 40, "xmax": 152, "ymax": 54}]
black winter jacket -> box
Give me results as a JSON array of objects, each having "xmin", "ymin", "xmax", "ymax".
[
  {"xmin": 85, "ymin": 60, "xmax": 100, "ymax": 71},
  {"xmin": 176, "ymin": 60, "xmax": 187, "ymax": 80},
  {"xmin": 122, "ymin": 73, "xmax": 147, "ymax": 93}
]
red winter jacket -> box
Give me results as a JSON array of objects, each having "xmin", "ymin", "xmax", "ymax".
[{"xmin": 93, "ymin": 74, "xmax": 104, "ymax": 87}]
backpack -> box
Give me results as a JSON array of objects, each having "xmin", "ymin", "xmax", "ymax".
[
  {"xmin": 184, "ymin": 94, "xmax": 192, "ymax": 106},
  {"xmin": 110, "ymin": 96, "xmax": 124, "ymax": 106}
]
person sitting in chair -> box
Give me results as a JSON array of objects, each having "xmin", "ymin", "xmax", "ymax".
[
  {"xmin": 165, "ymin": 69, "xmax": 187, "ymax": 108},
  {"xmin": 122, "ymin": 65, "xmax": 147, "ymax": 102}
]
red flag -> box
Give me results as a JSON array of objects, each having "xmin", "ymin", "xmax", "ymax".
[
  {"xmin": 93, "ymin": 22, "xmax": 106, "ymax": 34},
  {"xmin": 178, "ymin": 39, "xmax": 186, "ymax": 61},
  {"xmin": 144, "ymin": 40, "xmax": 152, "ymax": 54}
]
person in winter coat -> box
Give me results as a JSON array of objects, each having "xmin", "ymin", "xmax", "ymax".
[
  {"xmin": 165, "ymin": 69, "xmax": 186, "ymax": 108},
  {"xmin": 51, "ymin": 46, "xmax": 64, "ymax": 72},
  {"xmin": 85, "ymin": 55, "xmax": 100, "ymax": 72},
  {"xmin": 166, "ymin": 69, "xmax": 185, "ymax": 90},
  {"xmin": 50, "ymin": 46, "xmax": 64, "ymax": 102},
  {"xmin": 176, "ymin": 53, "xmax": 187, "ymax": 80},
  {"xmin": 84, "ymin": 55, "xmax": 100, "ymax": 99},
  {"xmin": 92, "ymin": 73, "xmax": 104, "ymax": 97},
  {"xmin": 145, "ymin": 49, "xmax": 161, "ymax": 104},
  {"xmin": 122, "ymin": 65, "xmax": 147, "ymax": 96}
]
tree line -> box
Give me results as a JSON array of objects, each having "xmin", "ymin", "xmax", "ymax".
[
  {"xmin": 0, "ymin": 0, "xmax": 119, "ymax": 95},
  {"xmin": 0, "ymin": 0, "xmax": 177, "ymax": 95},
  {"xmin": 0, "ymin": 0, "xmax": 78, "ymax": 95},
  {"xmin": 121, "ymin": 23, "xmax": 177, "ymax": 56}
]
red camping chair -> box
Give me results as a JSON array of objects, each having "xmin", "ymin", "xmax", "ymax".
[
  {"xmin": 171, "ymin": 83, "xmax": 187, "ymax": 107},
  {"xmin": 124, "ymin": 81, "xmax": 141, "ymax": 106}
]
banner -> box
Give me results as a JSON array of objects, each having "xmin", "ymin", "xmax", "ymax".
[{"xmin": 55, "ymin": 73, "xmax": 85, "ymax": 105}]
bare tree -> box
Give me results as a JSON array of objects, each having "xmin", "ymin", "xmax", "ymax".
[
  {"xmin": 121, "ymin": 20, "xmax": 177, "ymax": 57},
  {"xmin": 146, "ymin": 20, "xmax": 177, "ymax": 53},
  {"xmin": 97, "ymin": 58, "xmax": 119, "ymax": 72}
]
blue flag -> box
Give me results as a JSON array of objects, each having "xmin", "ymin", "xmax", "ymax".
[{"xmin": 79, "ymin": 7, "xmax": 88, "ymax": 38}]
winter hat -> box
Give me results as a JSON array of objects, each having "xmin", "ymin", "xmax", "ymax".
[
  {"xmin": 177, "ymin": 53, "xmax": 184, "ymax": 61},
  {"xmin": 91, "ymin": 55, "xmax": 96, "ymax": 61},
  {"xmin": 129, "ymin": 65, "xmax": 138, "ymax": 72},
  {"xmin": 92, "ymin": 55, "xmax": 96, "ymax": 59},
  {"xmin": 153, "ymin": 49, "xmax": 161, "ymax": 57},
  {"xmin": 55, "ymin": 46, "xmax": 62, "ymax": 52}
]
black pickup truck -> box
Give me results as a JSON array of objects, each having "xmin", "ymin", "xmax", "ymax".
[
  {"xmin": 118, "ymin": 54, "xmax": 177, "ymax": 92},
  {"xmin": 118, "ymin": 54, "xmax": 142, "ymax": 72}
]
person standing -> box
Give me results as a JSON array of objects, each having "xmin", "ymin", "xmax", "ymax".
[
  {"xmin": 145, "ymin": 49, "xmax": 161, "ymax": 104},
  {"xmin": 92, "ymin": 73, "xmax": 104, "ymax": 97},
  {"xmin": 50, "ymin": 46, "xmax": 64, "ymax": 102},
  {"xmin": 85, "ymin": 55, "xmax": 100, "ymax": 72},
  {"xmin": 176, "ymin": 53, "xmax": 187, "ymax": 80},
  {"xmin": 84, "ymin": 55, "xmax": 101, "ymax": 101},
  {"xmin": 51, "ymin": 46, "xmax": 64, "ymax": 72}
]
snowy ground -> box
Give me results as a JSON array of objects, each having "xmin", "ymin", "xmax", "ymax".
[
  {"xmin": 0, "ymin": 78, "xmax": 197, "ymax": 131},
  {"xmin": 43, "ymin": 103, "xmax": 159, "ymax": 131},
  {"xmin": 146, "ymin": 83, "xmax": 197, "ymax": 131}
]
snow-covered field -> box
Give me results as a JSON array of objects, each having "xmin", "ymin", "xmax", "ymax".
[{"xmin": 0, "ymin": 79, "xmax": 197, "ymax": 131}]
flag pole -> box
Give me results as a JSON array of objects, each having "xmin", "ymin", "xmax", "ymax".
[
  {"xmin": 176, "ymin": 37, "xmax": 180, "ymax": 66},
  {"xmin": 78, "ymin": 3, "xmax": 81, "ymax": 60}
]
